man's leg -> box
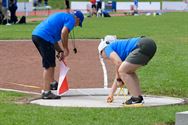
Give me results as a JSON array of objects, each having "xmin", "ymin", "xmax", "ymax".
[
  {"xmin": 32, "ymin": 35, "xmax": 60, "ymax": 99},
  {"xmin": 42, "ymin": 66, "xmax": 60, "ymax": 99},
  {"xmin": 43, "ymin": 67, "xmax": 55, "ymax": 91}
]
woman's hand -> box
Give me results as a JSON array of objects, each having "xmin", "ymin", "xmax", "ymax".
[{"xmin": 107, "ymin": 95, "xmax": 114, "ymax": 103}]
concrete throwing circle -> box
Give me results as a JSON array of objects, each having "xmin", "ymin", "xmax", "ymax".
[{"xmin": 31, "ymin": 95, "xmax": 184, "ymax": 108}]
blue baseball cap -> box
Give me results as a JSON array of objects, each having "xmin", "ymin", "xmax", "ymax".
[{"xmin": 74, "ymin": 10, "xmax": 84, "ymax": 27}]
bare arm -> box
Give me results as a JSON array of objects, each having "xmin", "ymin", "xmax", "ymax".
[
  {"xmin": 54, "ymin": 42, "xmax": 63, "ymax": 52},
  {"xmin": 107, "ymin": 51, "xmax": 123, "ymax": 102},
  {"xmin": 61, "ymin": 26, "xmax": 69, "ymax": 49},
  {"xmin": 109, "ymin": 51, "xmax": 122, "ymax": 78},
  {"xmin": 61, "ymin": 26, "xmax": 70, "ymax": 57},
  {"xmin": 102, "ymin": 50, "xmax": 122, "ymax": 77}
]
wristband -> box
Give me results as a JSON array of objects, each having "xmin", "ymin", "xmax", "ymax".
[
  {"xmin": 73, "ymin": 48, "xmax": 77, "ymax": 54},
  {"xmin": 116, "ymin": 78, "xmax": 122, "ymax": 82},
  {"xmin": 58, "ymin": 50, "xmax": 64, "ymax": 54}
]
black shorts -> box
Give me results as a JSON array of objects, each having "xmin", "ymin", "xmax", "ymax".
[
  {"xmin": 32, "ymin": 35, "xmax": 56, "ymax": 69},
  {"xmin": 126, "ymin": 37, "xmax": 157, "ymax": 65}
]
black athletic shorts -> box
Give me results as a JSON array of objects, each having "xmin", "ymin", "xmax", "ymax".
[
  {"xmin": 32, "ymin": 35, "xmax": 56, "ymax": 69},
  {"xmin": 126, "ymin": 37, "xmax": 157, "ymax": 65}
]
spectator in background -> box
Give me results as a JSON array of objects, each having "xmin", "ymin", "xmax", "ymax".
[
  {"xmin": 2, "ymin": 0, "xmax": 7, "ymax": 16},
  {"xmin": 64, "ymin": 0, "xmax": 70, "ymax": 13},
  {"xmin": 9, "ymin": 0, "xmax": 17, "ymax": 24},
  {"xmin": 86, "ymin": 2, "xmax": 92, "ymax": 17},
  {"xmin": 1, "ymin": 0, "xmax": 24, "ymax": 24},
  {"xmin": 1, "ymin": 0, "xmax": 10, "ymax": 24},
  {"xmin": 90, "ymin": 0, "xmax": 96, "ymax": 16},
  {"xmin": 37, "ymin": 0, "xmax": 48, "ymax": 6},
  {"xmin": 96, "ymin": 0, "xmax": 102, "ymax": 11},
  {"xmin": 134, "ymin": 0, "xmax": 138, "ymax": 12}
]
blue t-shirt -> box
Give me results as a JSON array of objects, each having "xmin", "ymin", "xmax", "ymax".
[
  {"xmin": 104, "ymin": 37, "xmax": 140, "ymax": 61},
  {"xmin": 32, "ymin": 12, "xmax": 75, "ymax": 44}
]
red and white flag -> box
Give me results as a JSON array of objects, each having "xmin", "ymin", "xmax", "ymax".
[{"xmin": 57, "ymin": 61, "xmax": 69, "ymax": 95}]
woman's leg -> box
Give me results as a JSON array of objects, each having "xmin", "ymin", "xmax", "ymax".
[{"xmin": 118, "ymin": 61, "xmax": 142, "ymax": 96}]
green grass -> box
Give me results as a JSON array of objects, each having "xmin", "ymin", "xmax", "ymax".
[
  {"xmin": 0, "ymin": 91, "xmax": 26, "ymax": 103},
  {"xmin": 0, "ymin": 90, "xmax": 188, "ymax": 125},
  {"xmin": 0, "ymin": 12, "xmax": 188, "ymax": 125}
]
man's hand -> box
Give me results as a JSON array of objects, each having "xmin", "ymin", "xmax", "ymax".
[
  {"xmin": 73, "ymin": 48, "xmax": 77, "ymax": 54},
  {"xmin": 56, "ymin": 51, "xmax": 64, "ymax": 61},
  {"xmin": 64, "ymin": 48, "xmax": 69, "ymax": 57}
]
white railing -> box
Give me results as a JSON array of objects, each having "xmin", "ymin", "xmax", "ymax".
[{"xmin": 71, "ymin": 1, "xmax": 188, "ymax": 11}]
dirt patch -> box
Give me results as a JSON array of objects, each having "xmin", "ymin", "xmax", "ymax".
[{"xmin": 0, "ymin": 40, "xmax": 115, "ymax": 93}]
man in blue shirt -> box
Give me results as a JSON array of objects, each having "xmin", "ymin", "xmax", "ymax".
[
  {"xmin": 98, "ymin": 35, "xmax": 157, "ymax": 105},
  {"xmin": 32, "ymin": 10, "xmax": 84, "ymax": 99}
]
